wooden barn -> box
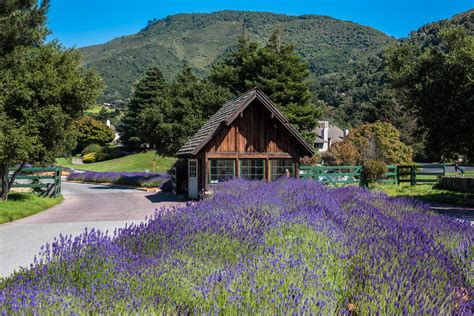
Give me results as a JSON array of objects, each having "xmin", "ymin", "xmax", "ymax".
[{"xmin": 175, "ymin": 88, "xmax": 315, "ymax": 198}]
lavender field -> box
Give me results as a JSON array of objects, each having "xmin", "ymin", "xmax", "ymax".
[
  {"xmin": 67, "ymin": 171, "xmax": 172, "ymax": 191},
  {"xmin": 1, "ymin": 179, "xmax": 472, "ymax": 314}
]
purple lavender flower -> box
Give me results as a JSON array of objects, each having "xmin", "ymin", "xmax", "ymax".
[
  {"xmin": 67, "ymin": 171, "xmax": 172, "ymax": 191},
  {"xmin": 0, "ymin": 179, "xmax": 472, "ymax": 314}
]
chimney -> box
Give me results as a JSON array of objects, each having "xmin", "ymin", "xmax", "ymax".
[
  {"xmin": 344, "ymin": 129, "xmax": 349, "ymax": 137},
  {"xmin": 320, "ymin": 121, "xmax": 329, "ymax": 142}
]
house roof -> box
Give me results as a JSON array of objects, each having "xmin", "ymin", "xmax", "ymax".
[
  {"xmin": 328, "ymin": 126, "xmax": 345, "ymax": 140},
  {"xmin": 314, "ymin": 136, "xmax": 327, "ymax": 144},
  {"xmin": 176, "ymin": 88, "xmax": 315, "ymax": 156},
  {"xmin": 315, "ymin": 124, "xmax": 345, "ymax": 142}
]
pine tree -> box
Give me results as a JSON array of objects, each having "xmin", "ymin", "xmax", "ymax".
[
  {"xmin": 210, "ymin": 30, "xmax": 321, "ymax": 139},
  {"xmin": 120, "ymin": 66, "xmax": 169, "ymax": 150},
  {"xmin": 0, "ymin": 0, "xmax": 49, "ymax": 57},
  {"xmin": 210, "ymin": 37, "xmax": 260, "ymax": 93},
  {"xmin": 122, "ymin": 64, "xmax": 231, "ymax": 155}
]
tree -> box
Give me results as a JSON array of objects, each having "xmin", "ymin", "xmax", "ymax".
[
  {"xmin": 328, "ymin": 140, "xmax": 360, "ymax": 166},
  {"xmin": 346, "ymin": 121, "xmax": 413, "ymax": 165},
  {"xmin": 73, "ymin": 116, "xmax": 115, "ymax": 150},
  {"xmin": 120, "ymin": 64, "xmax": 231, "ymax": 155},
  {"xmin": 0, "ymin": 0, "xmax": 103, "ymax": 201},
  {"xmin": 210, "ymin": 30, "xmax": 321, "ymax": 139},
  {"xmin": 151, "ymin": 64, "xmax": 232, "ymax": 155},
  {"xmin": 120, "ymin": 66, "xmax": 169, "ymax": 150},
  {"xmin": 388, "ymin": 27, "xmax": 474, "ymax": 161},
  {"xmin": 0, "ymin": 0, "xmax": 49, "ymax": 56}
]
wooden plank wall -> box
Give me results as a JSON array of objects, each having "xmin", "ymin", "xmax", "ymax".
[{"xmin": 205, "ymin": 99, "xmax": 301, "ymax": 155}]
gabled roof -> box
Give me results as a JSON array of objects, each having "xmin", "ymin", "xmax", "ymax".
[
  {"xmin": 176, "ymin": 88, "xmax": 315, "ymax": 156},
  {"xmin": 314, "ymin": 136, "xmax": 327, "ymax": 144},
  {"xmin": 314, "ymin": 123, "xmax": 345, "ymax": 142}
]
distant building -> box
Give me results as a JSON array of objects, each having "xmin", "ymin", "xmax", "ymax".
[
  {"xmin": 106, "ymin": 119, "xmax": 120, "ymax": 142},
  {"xmin": 314, "ymin": 121, "xmax": 349, "ymax": 152}
]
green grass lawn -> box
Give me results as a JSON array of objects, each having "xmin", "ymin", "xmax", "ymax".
[
  {"xmin": 84, "ymin": 104, "xmax": 105, "ymax": 115},
  {"xmin": 0, "ymin": 193, "xmax": 63, "ymax": 224},
  {"xmin": 56, "ymin": 151, "xmax": 176, "ymax": 173},
  {"xmin": 446, "ymin": 169, "xmax": 474, "ymax": 177},
  {"xmin": 373, "ymin": 183, "xmax": 474, "ymax": 206}
]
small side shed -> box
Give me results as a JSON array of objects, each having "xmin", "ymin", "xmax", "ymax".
[{"xmin": 175, "ymin": 88, "xmax": 315, "ymax": 198}]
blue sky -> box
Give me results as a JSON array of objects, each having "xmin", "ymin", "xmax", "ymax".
[{"xmin": 47, "ymin": 0, "xmax": 473, "ymax": 48}]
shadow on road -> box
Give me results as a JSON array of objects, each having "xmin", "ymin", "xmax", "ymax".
[
  {"xmin": 86, "ymin": 184, "xmax": 139, "ymax": 190},
  {"xmin": 145, "ymin": 191, "xmax": 188, "ymax": 203},
  {"xmin": 429, "ymin": 205, "xmax": 474, "ymax": 222}
]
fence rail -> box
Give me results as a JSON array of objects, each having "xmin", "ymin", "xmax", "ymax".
[
  {"xmin": 8, "ymin": 167, "xmax": 61, "ymax": 197},
  {"xmin": 300, "ymin": 165, "xmax": 364, "ymax": 187},
  {"xmin": 300, "ymin": 164, "xmax": 444, "ymax": 187},
  {"xmin": 397, "ymin": 164, "xmax": 445, "ymax": 185},
  {"xmin": 377, "ymin": 165, "xmax": 397, "ymax": 184}
]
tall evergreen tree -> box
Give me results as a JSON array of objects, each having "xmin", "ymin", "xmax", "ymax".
[
  {"xmin": 0, "ymin": 0, "xmax": 49, "ymax": 57},
  {"xmin": 121, "ymin": 64, "xmax": 231, "ymax": 155},
  {"xmin": 210, "ymin": 30, "xmax": 321, "ymax": 139},
  {"xmin": 120, "ymin": 66, "xmax": 169, "ymax": 150}
]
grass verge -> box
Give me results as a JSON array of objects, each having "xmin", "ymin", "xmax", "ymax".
[
  {"xmin": 56, "ymin": 151, "xmax": 176, "ymax": 173},
  {"xmin": 373, "ymin": 183, "xmax": 474, "ymax": 206},
  {"xmin": 0, "ymin": 193, "xmax": 63, "ymax": 224}
]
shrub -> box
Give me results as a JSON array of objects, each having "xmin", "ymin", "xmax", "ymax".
[
  {"xmin": 363, "ymin": 159, "xmax": 387, "ymax": 183},
  {"xmin": 346, "ymin": 121, "xmax": 413, "ymax": 165},
  {"xmin": 300, "ymin": 154, "xmax": 321, "ymax": 166},
  {"xmin": 104, "ymin": 146, "xmax": 127, "ymax": 159},
  {"xmin": 95, "ymin": 152, "xmax": 110, "ymax": 162},
  {"xmin": 73, "ymin": 115, "xmax": 115, "ymax": 150},
  {"xmin": 321, "ymin": 151, "xmax": 337, "ymax": 165},
  {"xmin": 82, "ymin": 152, "xmax": 97, "ymax": 163},
  {"xmin": 82, "ymin": 144, "xmax": 103, "ymax": 156},
  {"xmin": 328, "ymin": 140, "xmax": 360, "ymax": 165}
]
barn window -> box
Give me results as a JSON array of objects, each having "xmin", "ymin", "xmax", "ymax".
[
  {"xmin": 209, "ymin": 159, "xmax": 234, "ymax": 184},
  {"xmin": 240, "ymin": 159, "xmax": 265, "ymax": 180},
  {"xmin": 270, "ymin": 159, "xmax": 295, "ymax": 181}
]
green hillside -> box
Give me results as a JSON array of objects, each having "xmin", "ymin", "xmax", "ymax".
[{"xmin": 80, "ymin": 10, "xmax": 395, "ymax": 102}]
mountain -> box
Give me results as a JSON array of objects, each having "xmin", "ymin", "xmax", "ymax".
[{"xmin": 80, "ymin": 10, "xmax": 395, "ymax": 102}]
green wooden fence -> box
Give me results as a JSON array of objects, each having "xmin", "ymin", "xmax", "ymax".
[
  {"xmin": 9, "ymin": 167, "xmax": 61, "ymax": 197},
  {"xmin": 397, "ymin": 164, "xmax": 445, "ymax": 185},
  {"xmin": 300, "ymin": 164, "xmax": 436, "ymax": 187},
  {"xmin": 377, "ymin": 165, "xmax": 397, "ymax": 184},
  {"xmin": 300, "ymin": 165, "xmax": 364, "ymax": 187}
]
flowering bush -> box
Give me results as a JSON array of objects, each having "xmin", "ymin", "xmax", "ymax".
[
  {"xmin": 81, "ymin": 152, "xmax": 97, "ymax": 163},
  {"xmin": 1, "ymin": 179, "xmax": 472, "ymax": 314},
  {"xmin": 67, "ymin": 171, "xmax": 171, "ymax": 190}
]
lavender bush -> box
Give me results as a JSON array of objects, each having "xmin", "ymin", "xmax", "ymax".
[
  {"xmin": 1, "ymin": 179, "xmax": 472, "ymax": 314},
  {"xmin": 67, "ymin": 171, "xmax": 172, "ymax": 191}
]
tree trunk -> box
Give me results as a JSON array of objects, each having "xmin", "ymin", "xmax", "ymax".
[
  {"xmin": 1, "ymin": 163, "xmax": 10, "ymax": 202},
  {"xmin": 1, "ymin": 161, "xmax": 26, "ymax": 202}
]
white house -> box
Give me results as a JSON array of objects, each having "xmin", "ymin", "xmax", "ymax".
[{"xmin": 314, "ymin": 121, "xmax": 349, "ymax": 152}]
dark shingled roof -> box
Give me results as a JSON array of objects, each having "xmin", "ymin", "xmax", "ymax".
[
  {"xmin": 176, "ymin": 88, "xmax": 315, "ymax": 156},
  {"xmin": 314, "ymin": 136, "xmax": 327, "ymax": 144}
]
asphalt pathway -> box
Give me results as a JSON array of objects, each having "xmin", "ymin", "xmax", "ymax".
[
  {"xmin": 0, "ymin": 181, "xmax": 185, "ymax": 277},
  {"xmin": 428, "ymin": 202, "xmax": 474, "ymax": 223}
]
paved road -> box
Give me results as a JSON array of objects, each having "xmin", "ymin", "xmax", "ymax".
[
  {"xmin": 428, "ymin": 202, "xmax": 474, "ymax": 223},
  {"xmin": 0, "ymin": 181, "xmax": 185, "ymax": 277}
]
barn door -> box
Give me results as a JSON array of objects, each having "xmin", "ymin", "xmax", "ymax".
[{"xmin": 188, "ymin": 159, "xmax": 199, "ymax": 199}]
